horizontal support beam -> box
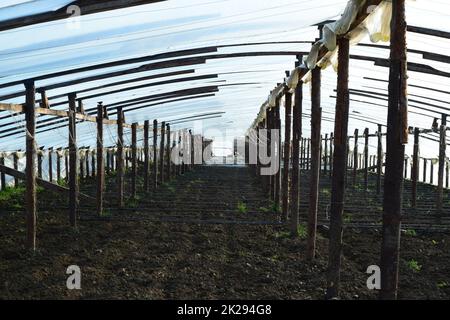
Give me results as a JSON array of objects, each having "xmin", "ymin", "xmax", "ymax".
[{"xmin": 0, "ymin": 164, "xmax": 95, "ymax": 203}]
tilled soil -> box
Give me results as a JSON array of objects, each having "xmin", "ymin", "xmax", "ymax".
[{"xmin": 0, "ymin": 166, "xmax": 449, "ymax": 300}]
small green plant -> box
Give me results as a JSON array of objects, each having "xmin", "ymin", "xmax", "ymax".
[
  {"xmin": 237, "ymin": 201, "xmax": 247, "ymax": 214},
  {"xmin": 405, "ymin": 229, "xmax": 417, "ymax": 237},
  {"xmin": 406, "ymin": 259, "xmax": 422, "ymax": 273},
  {"xmin": 343, "ymin": 213, "xmax": 352, "ymax": 223},
  {"xmin": 0, "ymin": 186, "xmax": 25, "ymax": 209},
  {"xmin": 259, "ymin": 206, "xmax": 270, "ymax": 213},
  {"xmin": 270, "ymin": 202, "xmax": 280, "ymax": 213},
  {"xmin": 297, "ymin": 224, "xmax": 307, "ymax": 239},
  {"xmin": 274, "ymin": 231, "xmax": 291, "ymax": 239},
  {"xmin": 57, "ymin": 178, "xmax": 68, "ymax": 187},
  {"xmin": 437, "ymin": 281, "xmax": 448, "ymax": 289},
  {"xmin": 432, "ymin": 240, "xmax": 438, "ymax": 245}
]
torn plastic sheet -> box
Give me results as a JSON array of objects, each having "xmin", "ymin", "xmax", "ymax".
[{"xmin": 286, "ymin": 0, "xmax": 393, "ymax": 89}]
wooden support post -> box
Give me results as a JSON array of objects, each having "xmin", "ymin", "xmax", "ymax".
[
  {"xmin": 39, "ymin": 90, "xmax": 49, "ymax": 109},
  {"xmin": 411, "ymin": 128, "xmax": 419, "ymax": 208},
  {"xmin": 326, "ymin": 37, "xmax": 350, "ymax": 299},
  {"xmin": 352, "ymin": 129, "xmax": 359, "ymax": 185},
  {"xmin": 446, "ymin": 161, "xmax": 449, "ymax": 189},
  {"xmin": 172, "ymin": 132, "xmax": 177, "ymax": 178},
  {"xmin": 329, "ymin": 132, "xmax": 334, "ymax": 178},
  {"xmin": 300, "ymin": 138, "xmax": 304, "ymax": 169},
  {"xmin": 306, "ymin": 138, "xmax": 310, "ymax": 171},
  {"xmin": 13, "ymin": 153, "xmax": 19, "ymax": 186},
  {"xmin": 377, "ymin": 124, "xmax": 383, "ymax": 195},
  {"xmin": 0, "ymin": 156, "xmax": 5, "ymax": 190},
  {"xmin": 143, "ymin": 120, "xmax": 150, "ymax": 192},
  {"xmin": 91, "ymin": 151, "xmax": 96, "ymax": 177},
  {"xmin": 274, "ymin": 99, "xmax": 281, "ymax": 208},
  {"xmin": 307, "ymin": 66, "xmax": 322, "ymax": 260},
  {"xmin": 324, "ymin": 133, "xmax": 328, "ymax": 175},
  {"xmin": 57, "ymin": 149, "xmax": 61, "ymax": 182},
  {"xmin": 266, "ymin": 109, "xmax": 273, "ymax": 199},
  {"xmin": 68, "ymin": 93, "xmax": 78, "ymax": 227},
  {"xmin": 430, "ymin": 159, "xmax": 434, "ymax": 185},
  {"xmin": 117, "ymin": 107, "xmax": 124, "ymax": 207},
  {"xmin": 25, "ymin": 79, "xmax": 37, "ymax": 250},
  {"xmin": 319, "ymin": 135, "xmax": 323, "ymax": 175},
  {"xmin": 48, "ymin": 149, "xmax": 53, "ymax": 183},
  {"xmin": 153, "ymin": 120, "xmax": 158, "ymax": 188},
  {"xmin": 282, "ymin": 89, "xmax": 292, "ymax": 222},
  {"xmin": 380, "ymin": 0, "xmax": 408, "ymax": 300},
  {"xmin": 65, "ymin": 151, "xmax": 69, "ymax": 181},
  {"xmin": 85, "ymin": 149, "xmax": 90, "ymax": 178},
  {"xmin": 131, "ymin": 123, "xmax": 137, "ymax": 198},
  {"xmin": 166, "ymin": 123, "xmax": 171, "ymax": 182},
  {"xmin": 96, "ymin": 102, "xmax": 105, "ymax": 216},
  {"xmin": 38, "ymin": 151, "xmax": 43, "ymax": 179},
  {"xmin": 364, "ymin": 128, "xmax": 369, "ymax": 191},
  {"xmin": 160, "ymin": 121, "xmax": 166, "ymax": 184},
  {"xmin": 404, "ymin": 158, "xmax": 408, "ymax": 179},
  {"xmin": 80, "ymin": 150, "xmax": 85, "ymax": 179},
  {"xmin": 290, "ymin": 57, "xmax": 302, "ymax": 236},
  {"xmin": 178, "ymin": 132, "xmax": 183, "ymax": 176},
  {"xmin": 437, "ymin": 114, "xmax": 447, "ymax": 212},
  {"xmin": 190, "ymin": 129, "xmax": 194, "ymax": 171},
  {"xmin": 423, "ymin": 158, "xmax": 427, "ymax": 183}
]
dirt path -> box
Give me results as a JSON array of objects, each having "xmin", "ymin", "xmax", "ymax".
[{"xmin": 1, "ymin": 166, "xmax": 449, "ymax": 299}]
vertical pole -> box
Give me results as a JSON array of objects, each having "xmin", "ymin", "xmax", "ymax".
[
  {"xmin": 79, "ymin": 150, "xmax": 85, "ymax": 179},
  {"xmin": 446, "ymin": 161, "xmax": 449, "ymax": 189},
  {"xmin": 282, "ymin": 88, "xmax": 292, "ymax": 222},
  {"xmin": 166, "ymin": 123, "xmax": 171, "ymax": 182},
  {"xmin": 306, "ymin": 138, "xmax": 310, "ymax": 171},
  {"xmin": 25, "ymin": 80, "xmax": 37, "ymax": 250},
  {"xmin": 91, "ymin": 150, "xmax": 95, "ymax": 177},
  {"xmin": 352, "ymin": 129, "xmax": 359, "ymax": 185},
  {"xmin": 68, "ymin": 93, "xmax": 78, "ymax": 227},
  {"xmin": 117, "ymin": 107, "xmax": 124, "ymax": 208},
  {"xmin": 307, "ymin": 66, "xmax": 322, "ymax": 260},
  {"xmin": 160, "ymin": 121, "xmax": 166, "ymax": 184},
  {"xmin": 275, "ymin": 99, "xmax": 282, "ymax": 208},
  {"xmin": 329, "ymin": 132, "xmax": 334, "ymax": 178},
  {"xmin": 404, "ymin": 158, "xmax": 408, "ymax": 179},
  {"xmin": 411, "ymin": 128, "xmax": 419, "ymax": 208},
  {"xmin": 38, "ymin": 151, "xmax": 43, "ymax": 179},
  {"xmin": 96, "ymin": 103, "xmax": 104, "ymax": 216},
  {"xmin": 290, "ymin": 57, "xmax": 302, "ymax": 235},
  {"xmin": 153, "ymin": 120, "xmax": 158, "ymax": 188},
  {"xmin": 267, "ymin": 109, "xmax": 273, "ymax": 199},
  {"xmin": 48, "ymin": 149, "xmax": 53, "ymax": 183},
  {"xmin": 437, "ymin": 114, "xmax": 447, "ymax": 212},
  {"xmin": 300, "ymin": 138, "xmax": 304, "ymax": 169},
  {"xmin": 13, "ymin": 153, "xmax": 19, "ymax": 186},
  {"xmin": 85, "ymin": 150, "xmax": 90, "ymax": 178},
  {"xmin": 0, "ymin": 156, "xmax": 6, "ymax": 189},
  {"xmin": 57, "ymin": 150, "xmax": 61, "ymax": 182},
  {"xmin": 377, "ymin": 125, "xmax": 383, "ymax": 195},
  {"xmin": 131, "ymin": 123, "xmax": 137, "ymax": 198},
  {"xmin": 423, "ymin": 159, "xmax": 427, "ymax": 183},
  {"xmin": 326, "ymin": 37, "xmax": 350, "ymax": 298},
  {"xmin": 430, "ymin": 160, "xmax": 434, "ymax": 185},
  {"xmin": 380, "ymin": 0, "xmax": 408, "ymax": 300},
  {"xmin": 364, "ymin": 128, "xmax": 369, "ymax": 191},
  {"xmin": 190, "ymin": 129, "xmax": 194, "ymax": 171},
  {"xmin": 143, "ymin": 120, "xmax": 150, "ymax": 192},
  {"xmin": 324, "ymin": 134, "xmax": 328, "ymax": 175}
]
